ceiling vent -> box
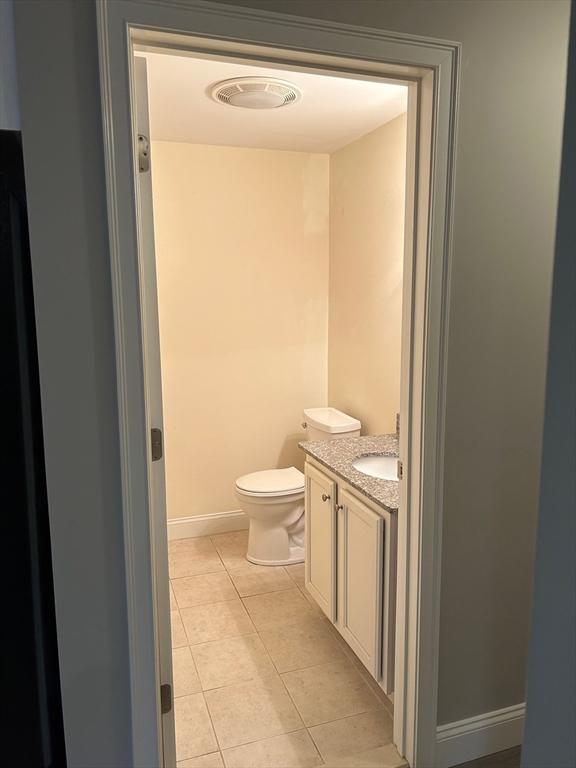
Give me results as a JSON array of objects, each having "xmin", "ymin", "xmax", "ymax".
[{"xmin": 210, "ymin": 77, "xmax": 302, "ymax": 109}]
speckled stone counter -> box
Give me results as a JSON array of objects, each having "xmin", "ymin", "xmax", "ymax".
[{"xmin": 299, "ymin": 434, "xmax": 399, "ymax": 513}]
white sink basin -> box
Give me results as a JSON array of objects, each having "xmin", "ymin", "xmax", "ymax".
[{"xmin": 352, "ymin": 455, "xmax": 398, "ymax": 481}]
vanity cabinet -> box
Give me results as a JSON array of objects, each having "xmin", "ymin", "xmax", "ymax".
[{"xmin": 304, "ymin": 458, "xmax": 397, "ymax": 694}]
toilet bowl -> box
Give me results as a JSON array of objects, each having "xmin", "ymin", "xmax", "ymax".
[{"xmin": 235, "ymin": 467, "xmax": 305, "ymax": 566}]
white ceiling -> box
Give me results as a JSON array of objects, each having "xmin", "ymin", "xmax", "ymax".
[{"xmin": 143, "ymin": 52, "xmax": 408, "ymax": 153}]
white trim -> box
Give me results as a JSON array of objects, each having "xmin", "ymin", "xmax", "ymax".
[
  {"xmin": 96, "ymin": 3, "xmax": 459, "ymax": 766},
  {"xmin": 96, "ymin": 10, "xmax": 162, "ymax": 768},
  {"xmin": 436, "ymin": 704, "xmax": 525, "ymax": 768},
  {"xmin": 167, "ymin": 510, "xmax": 248, "ymax": 540}
]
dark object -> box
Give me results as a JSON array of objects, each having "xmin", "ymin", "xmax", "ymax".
[{"xmin": 0, "ymin": 129, "xmax": 67, "ymax": 766}]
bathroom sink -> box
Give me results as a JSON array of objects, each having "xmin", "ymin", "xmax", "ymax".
[{"xmin": 352, "ymin": 455, "xmax": 398, "ymax": 481}]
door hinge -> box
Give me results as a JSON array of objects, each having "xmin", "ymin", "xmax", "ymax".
[
  {"xmin": 160, "ymin": 683, "xmax": 172, "ymax": 715},
  {"xmin": 151, "ymin": 428, "xmax": 163, "ymax": 461},
  {"xmin": 138, "ymin": 133, "xmax": 150, "ymax": 172},
  {"xmin": 397, "ymin": 460, "xmax": 404, "ymax": 480}
]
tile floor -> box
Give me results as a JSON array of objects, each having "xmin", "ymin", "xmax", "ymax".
[{"xmin": 169, "ymin": 530, "xmax": 405, "ymax": 768}]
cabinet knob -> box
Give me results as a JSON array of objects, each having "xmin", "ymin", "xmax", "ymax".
[
  {"xmin": 336, "ymin": 504, "xmax": 344, "ymax": 511},
  {"xmin": 321, "ymin": 493, "xmax": 331, "ymax": 502}
]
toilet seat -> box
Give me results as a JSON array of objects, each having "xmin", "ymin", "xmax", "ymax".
[{"xmin": 236, "ymin": 467, "xmax": 304, "ymax": 498}]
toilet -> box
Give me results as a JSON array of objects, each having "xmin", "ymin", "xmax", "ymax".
[{"xmin": 235, "ymin": 407, "xmax": 361, "ymax": 566}]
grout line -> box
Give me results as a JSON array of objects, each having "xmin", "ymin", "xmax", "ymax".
[
  {"xmin": 170, "ymin": 570, "xmax": 232, "ymax": 585},
  {"xmin": 304, "ymin": 725, "xmax": 326, "ymax": 766},
  {"xmin": 186, "ymin": 625, "xmax": 256, "ymax": 647},
  {"xmin": 305, "ymin": 707, "xmax": 394, "ymax": 755},
  {"xmin": 170, "ymin": 599, "xmax": 188, "ymax": 651},
  {"xmin": 219, "ymin": 724, "xmax": 310, "ymax": 758},
  {"xmin": 201, "ymin": 688, "xmax": 224, "ymax": 757},
  {"xmin": 273, "ymin": 643, "xmax": 309, "ymax": 730},
  {"xmin": 198, "ymin": 669, "xmax": 281, "ymax": 695},
  {"xmin": 173, "ymin": 645, "xmax": 202, "ymax": 700},
  {"xmin": 229, "ymin": 573, "xmax": 243, "ymax": 601},
  {"xmin": 169, "ymin": 564, "xmax": 226, "ymax": 579}
]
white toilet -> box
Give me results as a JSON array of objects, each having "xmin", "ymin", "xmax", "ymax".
[{"xmin": 235, "ymin": 407, "xmax": 361, "ymax": 566}]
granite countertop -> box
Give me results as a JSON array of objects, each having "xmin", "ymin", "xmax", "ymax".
[{"xmin": 299, "ymin": 434, "xmax": 399, "ymax": 513}]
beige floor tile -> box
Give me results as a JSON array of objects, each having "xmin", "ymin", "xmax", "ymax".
[
  {"xmin": 330, "ymin": 631, "xmax": 393, "ymax": 712},
  {"xmin": 177, "ymin": 752, "xmax": 224, "ymax": 768},
  {"xmin": 211, "ymin": 530, "xmax": 249, "ymax": 570},
  {"xmin": 170, "ymin": 582, "xmax": 178, "ymax": 610},
  {"xmin": 285, "ymin": 563, "xmax": 305, "ymax": 588},
  {"xmin": 173, "ymin": 646, "xmax": 202, "ymax": 697},
  {"xmin": 340, "ymin": 648, "xmax": 394, "ymax": 716},
  {"xmin": 242, "ymin": 589, "xmax": 316, "ymax": 630},
  {"xmin": 300, "ymin": 588, "xmax": 330, "ymax": 619},
  {"xmin": 321, "ymin": 744, "xmax": 406, "ymax": 768},
  {"xmin": 172, "ymin": 609, "xmax": 188, "ymax": 648},
  {"xmin": 175, "ymin": 693, "xmax": 218, "ymax": 761},
  {"xmin": 172, "ymin": 572, "xmax": 237, "ymax": 609},
  {"xmin": 229, "ymin": 565, "xmax": 293, "ymax": 597},
  {"xmin": 222, "ymin": 730, "xmax": 322, "ymax": 768},
  {"xmin": 308, "ymin": 710, "xmax": 393, "ymax": 761},
  {"xmin": 170, "ymin": 536, "xmax": 215, "ymax": 553},
  {"xmin": 259, "ymin": 617, "xmax": 347, "ymax": 673},
  {"xmin": 281, "ymin": 660, "xmax": 383, "ymax": 726},
  {"xmin": 205, "ymin": 675, "xmax": 303, "ymax": 750},
  {"xmin": 192, "ymin": 633, "xmax": 276, "ymax": 690},
  {"xmin": 169, "ymin": 537, "xmax": 225, "ymax": 579},
  {"xmin": 181, "ymin": 600, "xmax": 255, "ymax": 645}
]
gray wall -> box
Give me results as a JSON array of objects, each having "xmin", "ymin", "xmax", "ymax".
[
  {"xmin": 13, "ymin": 2, "xmax": 132, "ymax": 766},
  {"xmin": 522, "ymin": 7, "xmax": 576, "ymax": 768},
  {"xmin": 11, "ymin": 0, "xmax": 570, "ymax": 761},
  {"xmin": 0, "ymin": 0, "xmax": 20, "ymax": 129},
  {"xmin": 214, "ymin": 0, "xmax": 570, "ymax": 724}
]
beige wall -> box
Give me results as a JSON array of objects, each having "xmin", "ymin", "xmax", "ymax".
[
  {"xmin": 151, "ymin": 142, "xmax": 329, "ymax": 519},
  {"xmin": 328, "ymin": 115, "xmax": 406, "ymax": 435}
]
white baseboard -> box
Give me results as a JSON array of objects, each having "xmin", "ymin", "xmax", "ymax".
[
  {"xmin": 436, "ymin": 703, "xmax": 525, "ymax": 767},
  {"xmin": 167, "ymin": 510, "xmax": 248, "ymax": 540}
]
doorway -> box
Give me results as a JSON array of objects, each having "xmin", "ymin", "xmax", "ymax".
[
  {"xmin": 96, "ymin": 3, "xmax": 459, "ymax": 766},
  {"xmin": 142, "ymin": 46, "xmax": 408, "ymax": 766}
]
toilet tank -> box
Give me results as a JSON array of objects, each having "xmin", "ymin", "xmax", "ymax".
[{"xmin": 303, "ymin": 407, "xmax": 361, "ymax": 442}]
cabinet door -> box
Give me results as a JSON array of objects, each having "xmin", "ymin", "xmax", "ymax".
[
  {"xmin": 305, "ymin": 462, "xmax": 337, "ymax": 622},
  {"xmin": 338, "ymin": 488, "xmax": 384, "ymax": 678}
]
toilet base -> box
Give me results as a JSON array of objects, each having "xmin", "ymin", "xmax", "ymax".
[
  {"xmin": 241, "ymin": 497, "xmax": 305, "ymax": 567},
  {"xmin": 246, "ymin": 544, "xmax": 304, "ymax": 567}
]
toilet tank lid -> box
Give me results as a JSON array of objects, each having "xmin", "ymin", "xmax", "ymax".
[
  {"xmin": 236, "ymin": 467, "xmax": 305, "ymax": 495},
  {"xmin": 303, "ymin": 407, "xmax": 361, "ymax": 434}
]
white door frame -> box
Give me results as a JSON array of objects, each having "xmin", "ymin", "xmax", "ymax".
[{"xmin": 96, "ymin": 2, "xmax": 460, "ymax": 766}]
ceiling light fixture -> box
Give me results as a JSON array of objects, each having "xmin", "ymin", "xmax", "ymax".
[{"xmin": 210, "ymin": 77, "xmax": 302, "ymax": 109}]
